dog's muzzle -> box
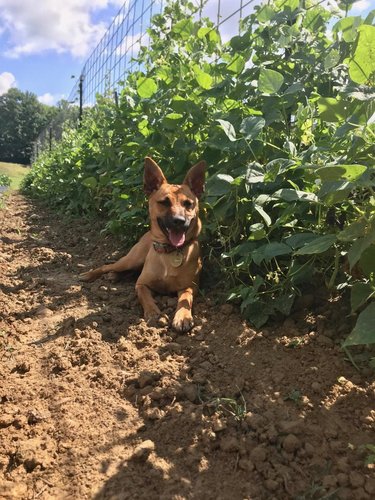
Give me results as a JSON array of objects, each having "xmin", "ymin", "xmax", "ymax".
[{"xmin": 157, "ymin": 215, "xmax": 194, "ymax": 248}]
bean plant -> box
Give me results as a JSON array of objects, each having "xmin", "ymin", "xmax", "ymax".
[{"xmin": 22, "ymin": 0, "xmax": 375, "ymax": 347}]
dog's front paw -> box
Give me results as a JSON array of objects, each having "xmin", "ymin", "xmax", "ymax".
[
  {"xmin": 79, "ymin": 270, "xmax": 98, "ymax": 282},
  {"xmin": 144, "ymin": 305, "xmax": 162, "ymax": 327},
  {"xmin": 172, "ymin": 311, "xmax": 194, "ymax": 333}
]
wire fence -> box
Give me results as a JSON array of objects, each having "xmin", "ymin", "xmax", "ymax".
[{"xmin": 33, "ymin": 0, "xmax": 257, "ymax": 160}]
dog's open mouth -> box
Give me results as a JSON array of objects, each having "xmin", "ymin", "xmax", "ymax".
[
  {"xmin": 157, "ymin": 217, "xmax": 189, "ymax": 248},
  {"xmin": 167, "ymin": 229, "xmax": 186, "ymax": 248}
]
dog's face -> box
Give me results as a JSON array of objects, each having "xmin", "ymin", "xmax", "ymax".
[{"xmin": 144, "ymin": 157, "xmax": 206, "ymax": 247}]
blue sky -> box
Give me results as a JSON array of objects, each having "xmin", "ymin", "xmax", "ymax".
[{"xmin": 0, "ymin": 0, "xmax": 372, "ymax": 106}]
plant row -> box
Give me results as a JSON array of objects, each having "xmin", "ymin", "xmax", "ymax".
[{"xmin": 23, "ymin": 0, "xmax": 375, "ymax": 348}]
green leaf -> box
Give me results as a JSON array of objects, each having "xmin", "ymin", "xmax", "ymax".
[
  {"xmin": 193, "ymin": 66, "xmax": 213, "ymax": 89},
  {"xmin": 245, "ymin": 163, "xmax": 264, "ymax": 184},
  {"xmin": 273, "ymin": 189, "xmax": 318, "ymax": 203},
  {"xmin": 273, "ymin": 293, "xmax": 295, "ymax": 316},
  {"xmin": 136, "ymin": 77, "xmax": 158, "ymax": 98},
  {"xmin": 294, "ymin": 235, "xmax": 336, "ymax": 255},
  {"xmin": 333, "ymin": 16, "xmax": 362, "ymax": 43},
  {"xmin": 243, "ymin": 302, "xmax": 270, "ymax": 328},
  {"xmin": 198, "ymin": 27, "xmax": 221, "ymax": 43},
  {"xmin": 172, "ymin": 19, "xmax": 194, "ymax": 40},
  {"xmin": 197, "ymin": 27, "xmax": 210, "ymax": 39},
  {"xmin": 284, "ymin": 82, "xmax": 304, "ymax": 95},
  {"xmin": 318, "ymin": 181, "xmax": 352, "ymax": 205},
  {"xmin": 359, "ymin": 245, "xmax": 375, "ymax": 278},
  {"xmin": 317, "ymin": 165, "xmax": 367, "ymax": 182},
  {"xmin": 285, "ymin": 233, "xmax": 319, "ymax": 250},
  {"xmin": 349, "ymin": 25, "xmax": 375, "ymax": 84},
  {"xmin": 82, "ymin": 177, "xmax": 97, "ymax": 189},
  {"xmin": 207, "ymin": 173, "xmax": 234, "ymax": 196},
  {"xmin": 351, "ymin": 282, "xmax": 374, "ymax": 313},
  {"xmin": 230, "ymin": 33, "xmax": 250, "ymax": 51},
  {"xmin": 257, "ymin": 4, "xmax": 275, "ymax": 23},
  {"xmin": 240, "ymin": 117, "xmax": 265, "ymax": 140},
  {"xmin": 217, "ymin": 119, "xmax": 237, "ymax": 142},
  {"xmin": 252, "ymin": 242, "xmax": 292, "ymax": 265},
  {"xmin": 258, "ymin": 68, "xmax": 284, "ymax": 94},
  {"xmin": 165, "ymin": 113, "xmax": 183, "ymax": 120},
  {"xmin": 156, "ymin": 66, "xmax": 172, "ymax": 83},
  {"xmin": 324, "ymin": 49, "xmax": 340, "ymax": 70},
  {"xmin": 348, "ymin": 222, "xmax": 375, "ymax": 269},
  {"xmin": 249, "ymin": 223, "xmax": 266, "ymax": 241},
  {"xmin": 227, "ymin": 55, "xmax": 245, "ymax": 74},
  {"xmin": 338, "ymin": 218, "xmax": 367, "ymax": 242},
  {"xmin": 344, "ymin": 302, "xmax": 375, "ymax": 346},
  {"xmin": 317, "ymin": 97, "xmax": 352, "ymax": 122},
  {"xmin": 254, "ymin": 205, "xmax": 271, "ymax": 226},
  {"xmin": 163, "ymin": 113, "xmax": 184, "ymax": 129}
]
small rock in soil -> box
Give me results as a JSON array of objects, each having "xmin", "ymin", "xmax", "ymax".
[
  {"xmin": 144, "ymin": 407, "xmax": 165, "ymax": 420},
  {"xmin": 182, "ymin": 384, "xmax": 198, "ymax": 403},
  {"xmin": 133, "ymin": 440, "xmax": 155, "ymax": 461},
  {"xmin": 212, "ymin": 417, "xmax": 227, "ymax": 432}
]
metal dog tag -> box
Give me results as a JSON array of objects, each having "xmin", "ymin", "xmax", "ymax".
[{"xmin": 171, "ymin": 251, "xmax": 184, "ymax": 267}]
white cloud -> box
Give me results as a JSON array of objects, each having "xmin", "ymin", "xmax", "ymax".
[
  {"xmin": 38, "ymin": 92, "xmax": 65, "ymax": 105},
  {"xmin": 0, "ymin": 71, "xmax": 16, "ymax": 94},
  {"xmin": 115, "ymin": 33, "xmax": 149, "ymax": 57},
  {"xmin": 0, "ymin": 0, "xmax": 126, "ymax": 58},
  {"xmin": 351, "ymin": 0, "xmax": 370, "ymax": 12}
]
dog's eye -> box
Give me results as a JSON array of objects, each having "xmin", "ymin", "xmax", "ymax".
[
  {"xmin": 158, "ymin": 198, "xmax": 171, "ymax": 207},
  {"xmin": 183, "ymin": 200, "xmax": 194, "ymax": 209}
]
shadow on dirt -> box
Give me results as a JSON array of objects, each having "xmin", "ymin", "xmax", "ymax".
[{"xmin": 1, "ymin": 195, "xmax": 374, "ymax": 500}]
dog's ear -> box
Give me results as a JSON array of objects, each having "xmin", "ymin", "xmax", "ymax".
[
  {"xmin": 183, "ymin": 160, "xmax": 206, "ymax": 198},
  {"xmin": 144, "ymin": 157, "xmax": 167, "ymax": 196}
]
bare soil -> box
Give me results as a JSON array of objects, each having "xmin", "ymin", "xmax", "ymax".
[{"xmin": 1, "ymin": 194, "xmax": 374, "ymax": 500}]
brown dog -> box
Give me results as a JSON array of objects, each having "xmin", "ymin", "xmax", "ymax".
[{"xmin": 80, "ymin": 157, "xmax": 206, "ymax": 332}]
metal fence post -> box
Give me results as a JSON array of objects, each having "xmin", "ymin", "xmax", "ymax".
[{"xmin": 79, "ymin": 75, "xmax": 84, "ymax": 125}]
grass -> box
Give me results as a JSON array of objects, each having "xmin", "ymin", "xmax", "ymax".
[{"xmin": 0, "ymin": 162, "xmax": 29, "ymax": 190}]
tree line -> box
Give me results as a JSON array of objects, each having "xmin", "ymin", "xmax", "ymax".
[{"xmin": 0, "ymin": 88, "xmax": 68, "ymax": 165}]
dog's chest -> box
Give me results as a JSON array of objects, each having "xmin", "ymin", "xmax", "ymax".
[
  {"xmin": 143, "ymin": 244, "xmax": 200, "ymax": 293},
  {"xmin": 160, "ymin": 251, "xmax": 186, "ymax": 278}
]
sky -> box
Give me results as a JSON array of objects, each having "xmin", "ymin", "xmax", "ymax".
[{"xmin": 0, "ymin": 0, "xmax": 373, "ymax": 107}]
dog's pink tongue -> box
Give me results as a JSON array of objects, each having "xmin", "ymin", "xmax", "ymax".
[{"xmin": 168, "ymin": 230, "xmax": 186, "ymax": 248}]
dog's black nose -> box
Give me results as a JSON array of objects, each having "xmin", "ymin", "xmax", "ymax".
[{"xmin": 171, "ymin": 215, "xmax": 186, "ymax": 228}]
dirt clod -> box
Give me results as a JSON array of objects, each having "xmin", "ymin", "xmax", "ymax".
[{"xmin": 282, "ymin": 434, "xmax": 301, "ymax": 453}]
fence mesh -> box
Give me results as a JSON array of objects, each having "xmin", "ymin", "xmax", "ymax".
[{"xmin": 34, "ymin": 0, "xmax": 257, "ymax": 160}]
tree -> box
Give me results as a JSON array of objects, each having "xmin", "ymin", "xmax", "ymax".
[{"xmin": 0, "ymin": 88, "xmax": 57, "ymax": 164}]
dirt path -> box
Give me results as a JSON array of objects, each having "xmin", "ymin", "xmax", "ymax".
[{"xmin": 0, "ymin": 194, "xmax": 374, "ymax": 500}]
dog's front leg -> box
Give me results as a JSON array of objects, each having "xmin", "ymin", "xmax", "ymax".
[
  {"xmin": 80, "ymin": 232, "xmax": 152, "ymax": 282},
  {"xmin": 135, "ymin": 283, "xmax": 161, "ymax": 321},
  {"xmin": 172, "ymin": 287, "xmax": 194, "ymax": 333}
]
